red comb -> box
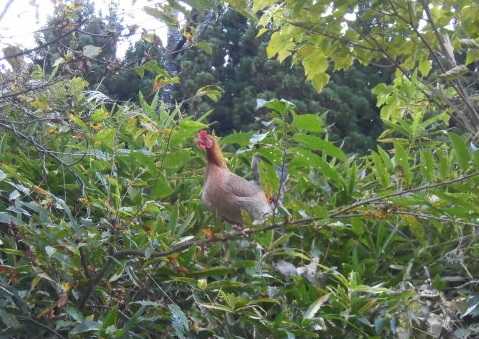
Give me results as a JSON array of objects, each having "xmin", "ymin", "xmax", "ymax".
[{"xmin": 198, "ymin": 130, "xmax": 209, "ymax": 137}]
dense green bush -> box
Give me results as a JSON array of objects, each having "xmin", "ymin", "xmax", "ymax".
[{"xmin": 1, "ymin": 72, "xmax": 479, "ymax": 337}]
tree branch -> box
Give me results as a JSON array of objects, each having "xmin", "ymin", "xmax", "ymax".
[
  {"xmin": 78, "ymin": 258, "xmax": 114, "ymax": 309},
  {"xmin": 0, "ymin": 122, "xmax": 86, "ymax": 195},
  {"xmin": 331, "ymin": 172, "xmax": 479, "ymax": 216},
  {"xmin": 0, "ymin": 0, "xmax": 14, "ymax": 22},
  {"xmin": 0, "ymin": 19, "xmax": 86, "ymax": 61},
  {"xmin": 108, "ymin": 172, "xmax": 479, "ymax": 261}
]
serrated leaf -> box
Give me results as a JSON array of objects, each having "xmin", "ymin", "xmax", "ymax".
[
  {"xmin": 420, "ymin": 149, "xmax": 434, "ymax": 182},
  {"xmin": 371, "ymin": 151, "xmax": 389, "ymax": 188},
  {"xmin": 267, "ymin": 30, "xmax": 294, "ymax": 62},
  {"xmin": 310, "ymin": 72, "xmax": 330, "ymax": 92}
]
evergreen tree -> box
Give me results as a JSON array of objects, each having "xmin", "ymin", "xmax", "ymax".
[
  {"xmin": 174, "ymin": 9, "xmax": 391, "ymax": 152},
  {"xmin": 32, "ymin": 1, "xmax": 128, "ymax": 97}
]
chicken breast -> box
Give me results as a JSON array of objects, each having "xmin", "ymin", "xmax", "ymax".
[{"xmin": 201, "ymin": 165, "xmax": 272, "ymax": 225}]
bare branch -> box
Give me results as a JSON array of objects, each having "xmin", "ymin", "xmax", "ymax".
[
  {"xmin": 0, "ymin": 19, "xmax": 86, "ymax": 61},
  {"xmin": 0, "ymin": 0, "xmax": 14, "ymax": 22}
]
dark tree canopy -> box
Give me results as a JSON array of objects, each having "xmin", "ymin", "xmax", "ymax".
[{"xmin": 174, "ymin": 9, "xmax": 390, "ymax": 152}]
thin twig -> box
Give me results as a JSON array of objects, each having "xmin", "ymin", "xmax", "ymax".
[
  {"xmin": 0, "ymin": 80, "xmax": 64, "ymax": 101},
  {"xmin": 331, "ymin": 172, "xmax": 479, "ymax": 216},
  {"xmin": 112, "ymin": 170, "xmax": 479, "ymax": 260},
  {"xmin": 79, "ymin": 247, "xmax": 91, "ymax": 279},
  {"xmin": 78, "ymin": 258, "xmax": 114, "ymax": 309},
  {"xmin": 386, "ymin": 0, "xmax": 479, "ymax": 129},
  {"xmin": 394, "ymin": 210, "xmax": 479, "ymax": 228},
  {"xmin": 18, "ymin": 316, "xmax": 66, "ymax": 339},
  {"xmin": 0, "ymin": 20, "xmax": 86, "ymax": 61},
  {"xmin": 108, "ymin": 173, "xmax": 479, "ymax": 260},
  {"xmin": 0, "ymin": 122, "xmax": 86, "ymax": 194},
  {"xmin": 0, "ymin": 0, "xmax": 14, "ymax": 22}
]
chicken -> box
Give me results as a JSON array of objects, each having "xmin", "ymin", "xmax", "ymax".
[{"xmin": 196, "ymin": 130, "xmax": 272, "ymax": 225}]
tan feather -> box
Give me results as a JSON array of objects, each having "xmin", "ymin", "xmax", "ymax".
[{"xmin": 198, "ymin": 131, "xmax": 272, "ymax": 225}]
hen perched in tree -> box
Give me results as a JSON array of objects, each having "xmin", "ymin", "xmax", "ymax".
[{"xmin": 197, "ymin": 130, "xmax": 272, "ymax": 226}]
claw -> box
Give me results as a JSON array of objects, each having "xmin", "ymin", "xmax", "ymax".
[{"xmin": 233, "ymin": 224, "xmax": 249, "ymax": 236}]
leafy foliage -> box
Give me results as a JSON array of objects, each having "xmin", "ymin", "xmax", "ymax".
[
  {"xmin": 1, "ymin": 66, "xmax": 479, "ymax": 337},
  {"xmin": 173, "ymin": 9, "xmax": 389, "ymax": 152},
  {"xmin": 1, "ymin": 1, "xmax": 479, "ymax": 338},
  {"xmin": 237, "ymin": 0, "xmax": 479, "ymax": 137}
]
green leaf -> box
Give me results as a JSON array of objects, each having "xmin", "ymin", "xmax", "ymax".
[
  {"xmin": 221, "ymin": 131, "xmax": 254, "ymax": 146},
  {"xmin": 449, "ymin": 133, "xmax": 470, "ymax": 170},
  {"xmin": 267, "ymin": 30, "xmax": 294, "ymax": 62},
  {"xmin": 252, "ymin": 0, "xmax": 275, "ymax": 12},
  {"xmin": 0, "ymin": 309, "xmax": 20, "ymax": 328},
  {"xmin": 418, "ymin": 57, "xmax": 432, "ymax": 76},
  {"xmin": 66, "ymin": 306, "xmax": 84, "ymax": 322},
  {"xmin": 95, "ymin": 128, "xmax": 116, "ymax": 149},
  {"xmin": 304, "ymin": 294, "xmax": 330, "ymax": 320},
  {"xmin": 70, "ymin": 320, "xmax": 101, "ymax": 335},
  {"xmin": 178, "ymin": 119, "xmax": 207, "ymax": 132},
  {"xmin": 466, "ymin": 49, "xmax": 479, "ymax": 65},
  {"xmin": 150, "ymin": 175, "xmax": 173, "ymax": 199},
  {"xmin": 292, "ymin": 114, "xmax": 323, "ymax": 132},
  {"xmin": 163, "ymin": 150, "xmax": 191, "ymax": 170},
  {"xmin": 91, "ymin": 107, "xmax": 109, "ymax": 123},
  {"xmin": 196, "ymin": 41, "xmax": 213, "ymax": 55},
  {"xmin": 294, "ymin": 134, "xmax": 347, "ymax": 161},
  {"xmin": 294, "ymin": 148, "xmax": 344, "ymax": 186},
  {"xmin": 0, "ymin": 169, "xmax": 6, "ymax": 181},
  {"xmin": 420, "ymin": 149, "xmax": 434, "ymax": 182},
  {"xmin": 196, "ymin": 85, "xmax": 223, "ymax": 102},
  {"xmin": 259, "ymin": 98, "xmax": 295, "ymax": 114},
  {"xmin": 102, "ymin": 307, "xmax": 119, "ymax": 328},
  {"xmin": 371, "ymin": 151, "xmax": 389, "ymax": 188},
  {"xmin": 310, "ymin": 72, "xmax": 330, "ymax": 92},
  {"xmin": 186, "ymin": 266, "xmax": 236, "ymax": 277},
  {"xmin": 437, "ymin": 148, "xmax": 450, "ymax": 179},
  {"xmin": 394, "ymin": 142, "xmax": 412, "ymax": 185},
  {"xmin": 169, "ymin": 304, "xmax": 189, "ymax": 339},
  {"xmin": 259, "ymin": 160, "xmax": 279, "ymax": 198}
]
